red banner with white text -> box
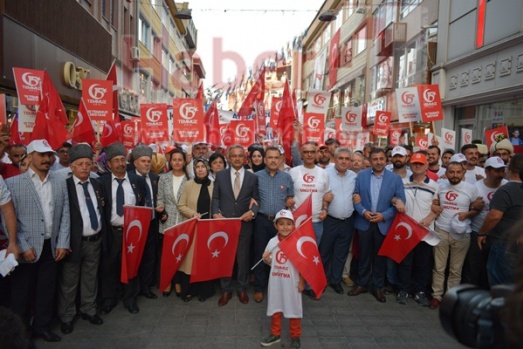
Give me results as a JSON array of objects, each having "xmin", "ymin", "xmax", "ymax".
[
  {"xmin": 172, "ymin": 98, "xmax": 205, "ymax": 143},
  {"xmin": 82, "ymin": 79, "xmax": 113, "ymax": 122}
]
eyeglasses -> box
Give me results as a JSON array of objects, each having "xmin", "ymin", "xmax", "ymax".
[{"xmin": 302, "ymin": 150, "xmax": 317, "ymax": 154}]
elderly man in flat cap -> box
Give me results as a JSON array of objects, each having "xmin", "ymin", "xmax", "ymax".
[
  {"xmin": 6, "ymin": 139, "xmax": 70, "ymax": 343},
  {"xmin": 98, "ymin": 142, "xmax": 147, "ymax": 315},
  {"xmin": 57, "ymin": 144, "xmax": 106, "ymax": 335},
  {"xmin": 131, "ymin": 144, "xmax": 160, "ymax": 299}
]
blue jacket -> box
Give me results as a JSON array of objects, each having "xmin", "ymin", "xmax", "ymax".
[{"xmin": 353, "ymin": 168, "xmax": 405, "ymax": 235}]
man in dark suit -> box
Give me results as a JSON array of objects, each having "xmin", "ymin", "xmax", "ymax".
[
  {"xmin": 57, "ymin": 144, "xmax": 105, "ymax": 335},
  {"xmin": 98, "ymin": 142, "xmax": 146, "ymax": 314},
  {"xmin": 349, "ymin": 148, "xmax": 405, "ymax": 303},
  {"xmin": 6, "ymin": 139, "xmax": 70, "ymax": 342},
  {"xmin": 131, "ymin": 144, "xmax": 159, "ymax": 299},
  {"xmin": 212, "ymin": 144, "xmax": 259, "ymax": 306}
]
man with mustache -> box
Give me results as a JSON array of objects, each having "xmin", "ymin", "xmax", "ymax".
[
  {"xmin": 461, "ymin": 144, "xmax": 485, "ymax": 184},
  {"xmin": 6, "ymin": 139, "xmax": 70, "ymax": 342}
]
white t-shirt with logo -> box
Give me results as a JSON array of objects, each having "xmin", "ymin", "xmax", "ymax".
[
  {"xmin": 464, "ymin": 166, "xmax": 486, "ymax": 185},
  {"xmin": 470, "ymin": 179, "xmax": 508, "ymax": 232},
  {"xmin": 266, "ymin": 236, "xmax": 302, "ymax": 318},
  {"xmin": 289, "ymin": 165, "xmax": 330, "ymax": 222},
  {"xmin": 436, "ymin": 180, "xmax": 479, "ymax": 233}
]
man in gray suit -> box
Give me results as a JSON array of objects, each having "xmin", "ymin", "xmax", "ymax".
[
  {"xmin": 6, "ymin": 139, "xmax": 70, "ymax": 343},
  {"xmin": 212, "ymin": 144, "xmax": 259, "ymax": 306}
]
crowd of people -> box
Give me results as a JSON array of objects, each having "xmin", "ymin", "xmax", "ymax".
[{"xmin": 0, "ymin": 128, "xmax": 522, "ymax": 349}]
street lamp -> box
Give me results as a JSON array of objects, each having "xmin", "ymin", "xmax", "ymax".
[{"xmin": 318, "ymin": 9, "xmax": 336, "ymax": 22}]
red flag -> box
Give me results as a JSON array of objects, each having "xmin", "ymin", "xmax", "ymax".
[
  {"xmin": 328, "ymin": 29, "xmax": 340, "ymax": 90},
  {"xmin": 278, "ymin": 218, "xmax": 327, "ymax": 299},
  {"xmin": 196, "ymin": 82, "xmax": 204, "ymax": 99},
  {"xmin": 190, "ymin": 218, "xmax": 242, "ymax": 283},
  {"xmin": 100, "ymin": 117, "xmax": 122, "ymax": 148},
  {"xmin": 71, "ymin": 99, "xmax": 96, "ymax": 146},
  {"xmin": 279, "ymin": 80, "xmax": 296, "ymax": 164},
  {"xmin": 9, "ymin": 117, "xmax": 31, "ymax": 146},
  {"xmin": 257, "ymin": 67, "xmax": 266, "ymax": 102},
  {"xmin": 485, "ymin": 125, "xmax": 509, "ymax": 150},
  {"xmin": 121, "ymin": 205, "xmax": 153, "ymax": 283},
  {"xmin": 292, "ymin": 194, "xmax": 312, "ymax": 228},
  {"xmin": 237, "ymin": 80, "xmax": 260, "ymax": 119},
  {"xmin": 203, "ymin": 100, "xmax": 221, "ymax": 148},
  {"xmin": 378, "ymin": 213, "xmax": 430, "ymax": 263},
  {"xmin": 106, "ymin": 60, "xmax": 119, "ymax": 115},
  {"xmin": 228, "ymin": 119, "xmax": 256, "ymax": 148},
  {"xmin": 159, "ymin": 218, "xmax": 197, "ymax": 291},
  {"xmin": 31, "ymin": 72, "xmax": 71, "ymax": 149}
]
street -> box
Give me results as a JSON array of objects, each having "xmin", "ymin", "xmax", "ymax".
[{"xmin": 38, "ymin": 285, "xmax": 466, "ymax": 349}]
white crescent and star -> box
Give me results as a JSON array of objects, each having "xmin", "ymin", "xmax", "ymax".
[
  {"xmin": 207, "ymin": 231, "xmax": 229, "ymax": 258},
  {"xmin": 171, "ymin": 233, "xmax": 190, "ymax": 256},
  {"xmin": 395, "ymin": 222, "xmax": 413, "ymax": 240},
  {"xmin": 126, "ymin": 220, "xmax": 143, "ymax": 253},
  {"xmin": 296, "ymin": 236, "xmax": 317, "ymax": 259},
  {"xmin": 295, "ymin": 214, "xmax": 307, "ymax": 228}
]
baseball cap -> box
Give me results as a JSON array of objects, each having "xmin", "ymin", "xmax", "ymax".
[
  {"xmin": 410, "ymin": 153, "xmax": 427, "ymax": 165},
  {"xmin": 484, "ymin": 156, "xmax": 506, "ymax": 169},
  {"xmin": 27, "ymin": 139, "xmax": 55, "ymax": 154},
  {"xmin": 391, "ymin": 146, "xmax": 407, "ymax": 157},
  {"xmin": 273, "ymin": 209, "xmax": 295, "ymax": 223},
  {"xmin": 450, "ymin": 153, "xmax": 467, "ymax": 163}
]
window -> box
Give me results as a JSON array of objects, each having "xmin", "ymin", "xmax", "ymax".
[
  {"xmin": 335, "ymin": 8, "xmax": 343, "ymax": 31},
  {"xmin": 401, "ymin": 0, "xmax": 422, "ymax": 19},
  {"xmin": 101, "ymin": 0, "xmax": 107, "ymax": 18},
  {"xmin": 355, "ymin": 26, "xmax": 367, "ymax": 55},
  {"xmin": 373, "ymin": 0, "xmax": 397, "ymax": 37},
  {"xmin": 396, "ymin": 42, "xmax": 417, "ymax": 88},
  {"xmin": 169, "ymin": 56, "xmax": 175, "ymax": 75},
  {"xmin": 342, "ymin": 39, "xmax": 353, "ymax": 65},
  {"xmin": 139, "ymin": 16, "xmax": 150, "ymax": 50},
  {"xmin": 323, "ymin": 24, "xmax": 331, "ymax": 44},
  {"xmin": 162, "ymin": 48, "xmax": 169, "ymax": 70}
]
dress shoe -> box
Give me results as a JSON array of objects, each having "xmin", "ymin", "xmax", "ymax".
[
  {"xmin": 60, "ymin": 322, "xmax": 73, "ymax": 335},
  {"xmin": 218, "ymin": 292, "xmax": 232, "ymax": 306},
  {"xmin": 254, "ymin": 291, "xmax": 264, "ymax": 303},
  {"xmin": 34, "ymin": 330, "xmax": 61, "ymax": 342},
  {"xmin": 162, "ymin": 290, "xmax": 172, "ymax": 297},
  {"xmin": 302, "ymin": 289, "xmax": 319, "ymax": 300},
  {"xmin": 82, "ymin": 313, "xmax": 104, "ymax": 325},
  {"xmin": 100, "ymin": 301, "xmax": 116, "ymax": 315},
  {"xmin": 238, "ymin": 291, "xmax": 249, "ymax": 304},
  {"xmin": 181, "ymin": 295, "xmax": 192, "ymax": 302},
  {"xmin": 348, "ymin": 286, "xmax": 367, "ymax": 296},
  {"xmin": 372, "ymin": 289, "xmax": 386, "ymax": 303},
  {"xmin": 342, "ymin": 277, "xmax": 355, "ymax": 287},
  {"xmin": 330, "ymin": 283, "xmax": 344, "ymax": 295},
  {"xmin": 139, "ymin": 290, "xmax": 158, "ymax": 299},
  {"xmin": 124, "ymin": 301, "xmax": 140, "ymax": 314}
]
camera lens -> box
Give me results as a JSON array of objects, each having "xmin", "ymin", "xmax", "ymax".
[{"xmin": 440, "ymin": 284, "xmax": 492, "ymax": 347}]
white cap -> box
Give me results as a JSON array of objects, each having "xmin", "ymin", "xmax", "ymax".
[
  {"xmin": 27, "ymin": 139, "xmax": 55, "ymax": 154},
  {"xmin": 391, "ymin": 146, "xmax": 407, "ymax": 157},
  {"xmin": 273, "ymin": 209, "xmax": 295, "ymax": 223},
  {"xmin": 450, "ymin": 153, "xmax": 467, "ymax": 163},
  {"xmin": 484, "ymin": 156, "xmax": 506, "ymax": 168},
  {"xmin": 450, "ymin": 215, "xmax": 471, "ymax": 239}
]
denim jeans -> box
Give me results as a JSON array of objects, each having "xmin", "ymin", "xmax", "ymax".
[{"xmin": 487, "ymin": 242, "xmax": 518, "ymax": 286}]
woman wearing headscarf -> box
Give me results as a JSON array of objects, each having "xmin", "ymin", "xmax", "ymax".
[
  {"xmin": 246, "ymin": 146, "xmax": 265, "ymax": 173},
  {"xmin": 156, "ymin": 148, "xmax": 189, "ymax": 296},
  {"xmin": 177, "ymin": 157, "xmax": 215, "ymax": 302}
]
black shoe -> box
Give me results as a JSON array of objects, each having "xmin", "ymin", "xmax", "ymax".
[
  {"xmin": 198, "ymin": 296, "xmax": 207, "ymax": 302},
  {"xmin": 139, "ymin": 291, "xmax": 158, "ymax": 299},
  {"xmin": 330, "ymin": 283, "xmax": 344, "ymax": 294},
  {"xmin": 162, "ymin": 291, "xmax": 172, "ymax": 297},
  {"xmin": 125, "ymin": 301, "xmax": 139, "ymax": 314},
  {"xmin": 100, "ymin": 301, "xmax": 116, "ymax": 315},
  {"xmin": 302, "ymin": 289, "xmax": 319, "ymax": 300},
  {"xmin": 60, "ymin": 322, "xmax": 73, "ymax": 335},
  {"xmin": 82, "ymin": 313, "xmax": 104, "ymax": 325},
  {"xmin": 34, "ymin": 330, "xmax": 61, "ymax": 342}
]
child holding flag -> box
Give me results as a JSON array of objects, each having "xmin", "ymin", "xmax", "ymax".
[{"xmin": 260, "ymin": 210, "xmax": 305, "ymax": 349}]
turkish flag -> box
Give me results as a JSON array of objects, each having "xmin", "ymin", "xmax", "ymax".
[
  {"xmin": 292, "ymin": 194, "xmax": 312, "ymax": 228},
  {"xmin": 100, "ymin": 117, "xmax": 122, "ymax": 148},
  {"xmin": 237, "ymin": 78, "xmax": 261, "ymax": 119},
  {"xmin": 159, "ymin": 218, "xmax": 197, "ymax": 291},
  {"xmin": 279, "ymin": 80, "xmax": 296, "ymax": 164},
  {"xmin": 9, "ymin": 117, "xmax": 31, "ymax": 146},
  {"xmin": 203, "ymin": 100, "xmax": 221, "ymax": 148},
  {"xmin": 196, "ymin": 82, "xmax": 204, "ymax": 99},
  {"xmin": 71, "ymin": 98, "xmax": 96, "ymax": 146},
  {"xmin": 121, "ymin": 205, "xmax": 153, "ymax": 283},
  {"xmin": 278, "ymin": 217, "xmax": 327, "ymax": 299},
  {"xmin": 105, "ymin": 60, "xmax": 119, "ymax": 115},
  {"xmin": 378, "ymin": 213, "xmax": 430, "ymax": 263},
  {"xmin": 190, "ymin": 218, "xmax": 242, "ymax": 283},
  {"xmin": 485, "ymin": 125, "xmax": 509, "ymax": 150}
]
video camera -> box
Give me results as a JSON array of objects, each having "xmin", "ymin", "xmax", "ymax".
[{"xmin": 439, "ymin": 284, "xmax": 514, "ymax": 348}]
